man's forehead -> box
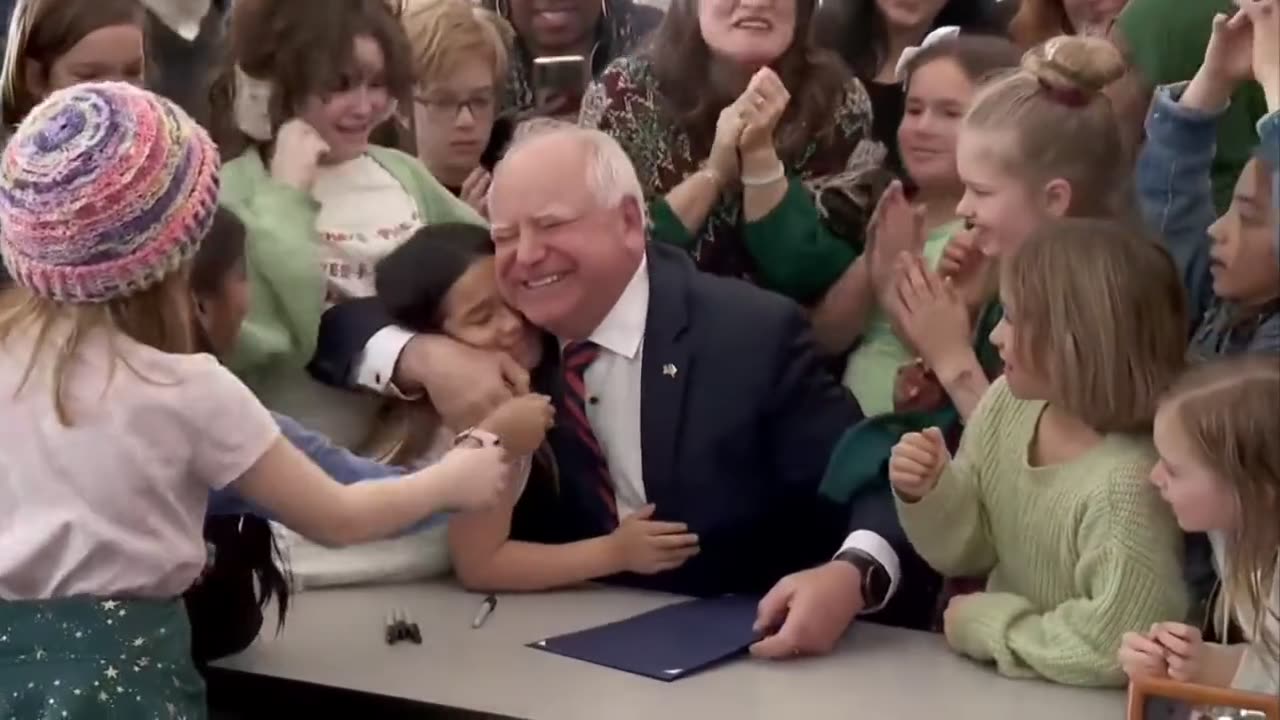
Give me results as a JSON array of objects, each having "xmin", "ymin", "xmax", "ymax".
[{"xmin": 492, "ymin": 136, "xmax": 591, "ymax": 210}]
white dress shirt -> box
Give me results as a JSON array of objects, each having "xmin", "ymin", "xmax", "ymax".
[{"xmin": 576, "ymin": 258, "xmax": 650, "ymax": 518}]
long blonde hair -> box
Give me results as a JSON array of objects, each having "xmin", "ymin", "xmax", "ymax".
[
  {"xmin": 0, "ymin": 272, "xmax": 195, "ymax": 426},
  {"xmin": 1163, "ymin": 356, "xmax": 1280, "ymax": 657}
]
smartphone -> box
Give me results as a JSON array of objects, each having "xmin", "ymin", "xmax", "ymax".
[{"xmin": 532, "ymin": 55, "xmax": 590, "ymax": 116}]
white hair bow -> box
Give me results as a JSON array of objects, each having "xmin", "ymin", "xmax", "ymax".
[{"xmin": 894, "ymin": 25, "xmax": 962, "ymax": 83}]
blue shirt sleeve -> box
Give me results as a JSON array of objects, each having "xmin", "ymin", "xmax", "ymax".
[{"xmin": 207, "ymin": 412, "xmax": 407, "ymax": 519}]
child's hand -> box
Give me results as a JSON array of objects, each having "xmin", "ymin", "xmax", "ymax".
[
  {"xmin": 460, "ymin": 167, "xmax": 492, "ymax": 218},
  {"xmin": 893, "ymin": 359, "xmax": 947, "ymax": 413},
  {"xmin": 937, "ymin": 229, "xmax": 993, "ymax": 313},
  {"xmin": 889, "ymin": 427, "xmax": 949, "ymax": 501},
  {"xmin": 1152, "ymin": 622, "xmax": 1206, "ymax": 683},
  {"xmin": 868, "ymin": 181, "xmax": 926, "ymax": 304},
  {"xmin": 435, "ymin": 445, "xmax": 509, "ymax": 511},
  {"xmin": 1238, "ymin": 0, "xmax": 1280, "ymax": 110},
  {"xmin": 609, "ymin": 505, "xmax": 700, "ymax": 575},
  {"xmin": 477, "ymin": 394, "xmax": 554, "ymax": 456},
  {"xmin": 1184, "ymin": 11, "xmax": 1256, "ymax": 112},
  {"xmin": 1119, "ymin": 630, "xmax": 1171, "ymax": 679},
  {"xmin": 270, "ymin": 119, "xmax": 330, "ymax": 191}
]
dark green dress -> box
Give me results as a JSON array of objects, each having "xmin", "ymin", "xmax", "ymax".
[{"xmin": 0, "ymin": 597, "xmax": 206, "ymax": 719}]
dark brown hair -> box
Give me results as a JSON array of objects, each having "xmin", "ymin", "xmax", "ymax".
[
  {"xmin": 191, "ymin": 206, "xmax": 246, "ymax": 301},
  {"xmin": 646, "ymin": 0, "xmax": 849, "ymax": 160},
  {"xmin": 1001, "ymin": 218, "xmax": 1187, "ymax": 434},
  {"xmin": 210, "ymin": 0, "xmax": 415, "ymax": 154},
  {"xmin": 900, "ymin": 34, "xmax": 1023, "ymax": 88},
  {"xmin": 1, "ymin": 0, "xmax": 145, "ymax": 128}
]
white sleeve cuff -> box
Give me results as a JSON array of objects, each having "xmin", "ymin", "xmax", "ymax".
[
  {"xmin": 836, "ymin": 530, "xmax": 901, "ymax": 614},
  {"xmin": 354, "ymin": 325, "xmax": 417, "ymax": 394}
]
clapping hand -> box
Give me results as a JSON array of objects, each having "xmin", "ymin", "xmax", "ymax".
[
  {"xmin": 867, "ymin": 181, "xmax": 926, "ymax": 305},
  {"xmin": 884, "ymin": 255, "xmax": 973, "ymax": 374},
  {"xmin": 736, "ymin": 68, "xmax": 791, "ymax": 156}
]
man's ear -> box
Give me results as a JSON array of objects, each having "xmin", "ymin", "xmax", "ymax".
[
  {"xmin": 1042, "ymin": 178, "xmax": 1073, "ymax": 218},
  {"xmin": 620, "ymin": 195, "xmax": 647, "ymax": 248}
]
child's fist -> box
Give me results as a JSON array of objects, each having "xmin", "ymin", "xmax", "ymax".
[
  {"xmin": 477, "ymin": 394, "xmax": 554, "ymax": 456},
  {"xmin": 889, "ymin": 426, "xmax": 949, "ymax": 501}
]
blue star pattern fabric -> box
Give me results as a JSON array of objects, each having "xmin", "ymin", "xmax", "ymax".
[{"xmin": 0, "ymin": 597, "xmax": 205, "ymax": 718}]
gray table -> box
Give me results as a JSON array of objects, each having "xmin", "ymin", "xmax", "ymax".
[{"xmin": 213, "ymin": 581, "xmax": 1124, "ymax": 719}]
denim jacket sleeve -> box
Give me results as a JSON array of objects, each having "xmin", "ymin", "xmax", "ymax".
[
  {"xmin": 1258, "ymin": 110, "xmax": 1280, "ymax": 239},
  {"xmin": 208, "ymin": 412, "xmax": 405, "ymax": 518},
  {"xmin": 1137, "ymin": 82, "xmax": 1222, "ymax": 326}
]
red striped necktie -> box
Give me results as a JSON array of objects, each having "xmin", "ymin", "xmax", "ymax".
[{"xmin": 561, "ymin": 340, "xmax": 618, "ymax": 522}]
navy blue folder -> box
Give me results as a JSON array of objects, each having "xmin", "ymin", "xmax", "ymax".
[{"xmin": 527, "ymin": 595, "xmax": 761, "ymax": 681}]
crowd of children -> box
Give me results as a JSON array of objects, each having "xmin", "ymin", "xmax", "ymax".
[{"xmin": 0, "ymin": 0, "xmax": 1277, "ymax": 717}]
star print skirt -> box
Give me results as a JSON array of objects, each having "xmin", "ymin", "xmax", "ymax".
[{"xmin": 0, "ymin": 596, "xmax": 206, "ymax": 719}]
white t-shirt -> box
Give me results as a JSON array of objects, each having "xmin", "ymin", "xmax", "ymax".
[
  {"xmin": 0, "ymin": 324, "xmax": 279, "ymax": 599},
  {"xmin": 311, "ymin": 155, "xmax": 422, "ymax": 303}
]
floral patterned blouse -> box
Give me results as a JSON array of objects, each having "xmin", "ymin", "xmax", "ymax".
[{"xmin": 580, "ymin": 54, "xmax": 887, "ymax": 302}]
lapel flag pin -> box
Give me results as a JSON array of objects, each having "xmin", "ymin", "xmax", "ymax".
[{"xmin": 662, "ymin": 363, "xmax": 678, "ymax": 378}]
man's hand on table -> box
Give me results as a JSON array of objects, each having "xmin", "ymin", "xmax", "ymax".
[{"xmin": 749, "ymin": 560, "xmax": 866, "ymax": 659}]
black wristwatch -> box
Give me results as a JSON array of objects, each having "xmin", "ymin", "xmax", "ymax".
[{"xmin": 834, "ymin": 548, "xmax": 891, "ymax": 610}]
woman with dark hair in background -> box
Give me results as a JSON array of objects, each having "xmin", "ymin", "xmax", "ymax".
[
  {"xmin": 581, "ymin": 0, "xmax": 885, "ymax": 305},
  {"xmin": 812, "ymin": 0, "xmax": 1007, "ymax": 173}
]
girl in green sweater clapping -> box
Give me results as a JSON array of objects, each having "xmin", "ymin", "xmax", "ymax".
[{"xmin": 888, "ymin": 218, "xmax": 1191, "ymax": 687}]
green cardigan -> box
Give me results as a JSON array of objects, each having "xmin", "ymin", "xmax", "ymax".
[{"xmin": 219, "ymin": 145, "xmax": 483, "ymax": 391}]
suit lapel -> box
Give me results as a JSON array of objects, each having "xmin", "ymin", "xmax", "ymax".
[{"xmin": 640, "ymin": 244, "xmax": 692, "ymax": 507}]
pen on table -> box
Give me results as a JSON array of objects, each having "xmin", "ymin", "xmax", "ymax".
[{"xmin": 472, "ymin": 594, "xmax": 497, "ymax": 629}]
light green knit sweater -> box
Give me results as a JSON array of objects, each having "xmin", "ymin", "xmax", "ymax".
[{"xmin": 897, "ymin": 378, "xmax": 1188, "ymax": 687}]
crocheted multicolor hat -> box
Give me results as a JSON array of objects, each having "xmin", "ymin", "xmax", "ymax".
[{"xmin": 0, "ymin": 81, "xmax": 220, "ymax": 303}]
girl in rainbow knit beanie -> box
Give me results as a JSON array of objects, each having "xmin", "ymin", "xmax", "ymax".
[{"xmin": 0, "ymin": 82, "xmax": 539, "ymax": 718}]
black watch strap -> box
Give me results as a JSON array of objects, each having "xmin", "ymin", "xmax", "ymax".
[{"xmin": 834, "ymin": 548, "xmax": 891, "ymax": 610}]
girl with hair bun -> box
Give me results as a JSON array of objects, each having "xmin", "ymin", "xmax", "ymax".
[{"xmin": 881, "ymin": 35, "xmax": 1134, "ymax": 427}]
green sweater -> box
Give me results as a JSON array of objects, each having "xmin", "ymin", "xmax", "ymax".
[
  {"xmin": 897, "ymin": 379, "xmax": 1188, "ymax": 687},
  {"xmin": 219, "ymin": 146, "xmax": 483, "ymax": 392}
]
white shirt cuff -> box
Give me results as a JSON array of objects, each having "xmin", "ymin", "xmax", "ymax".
[
  {"xmin": 835, "ymin": 530, "xmax": 901, "ymax": 614},
  {"xmin": 353, "ymin": 325, "xmax": 417, "ymax": 395}
]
